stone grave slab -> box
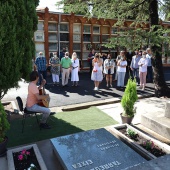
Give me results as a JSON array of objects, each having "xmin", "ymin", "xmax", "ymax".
[
  {"xmin": 50, "ymin": 128, "xmax": 146, "ymax": 170},
  {"xmin": 128, "ymin": 154, "xmax": 170, "ymax": 170}
]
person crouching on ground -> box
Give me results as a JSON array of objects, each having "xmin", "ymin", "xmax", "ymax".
[
  {"xmin": 71, "ymin": 52, "xmax": 80, "ymax": 86},
  {"xmin": 26, "ymin": 71, "xmax": 51, "ymax": 129},
  {"xmin": 91, "ymin": 53, "xmax": 103, "ymax": 91},
  {"xmin": 103, "ymin": 54, "xmax": 115, "ymax": 88}
]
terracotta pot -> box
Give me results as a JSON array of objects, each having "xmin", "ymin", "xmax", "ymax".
[
  {"xmin": 120, "ymin": 113, "xmax": 134, "ymax": 124},
  {"xmin": 0, "ymin": 136, "xmax": 8, "ymax": 157}
]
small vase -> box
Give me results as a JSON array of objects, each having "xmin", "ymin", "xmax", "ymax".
[{"xmin": 120, "ymin": 113, "xmax": 134, "ymax": 124}]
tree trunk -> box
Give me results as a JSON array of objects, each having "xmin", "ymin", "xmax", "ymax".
[{"xmin": 149, "ymin": 0, "xmax": 170, "ymax": 97}]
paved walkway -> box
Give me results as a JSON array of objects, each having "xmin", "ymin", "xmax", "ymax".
[
  {"xmin": 97, "ymin": 97, "xmax": 169, "ymax": 125},
  {"xmin": 1, "ymin": 97, "xmax": 170, "ymax": 170},
  {"xmin": 3, "ymin": 72, "xmax": 168, "ymax": 108}
]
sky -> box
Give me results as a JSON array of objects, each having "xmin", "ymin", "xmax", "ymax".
[{"xmin": 38, "ymin": 0, "xmax": 62, "ymax": 12}]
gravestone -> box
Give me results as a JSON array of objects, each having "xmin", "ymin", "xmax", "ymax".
[
  {"xmin": 128, "ymin": 154, "xmax": 170, "ymax": 170},
  {"xmin": 51, "ymin": 128, "xmax": 146, "ymax": 170}
]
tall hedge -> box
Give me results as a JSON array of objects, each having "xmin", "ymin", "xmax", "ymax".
[
  {"xmin": 0, "ymin": 0, "xmax": 39, "ymax": 99},
  {"xmin": 0, "ymin": 101, "xmax": 10, "ymax": 142}
]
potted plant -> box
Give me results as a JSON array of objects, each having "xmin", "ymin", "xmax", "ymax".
[
  {"xmin": 120, "ymin": 78, "xmax": 138, "ymax": 124},
  {"xmin": 0, "ymin": 101, "xmax": 10, "ymax": 156}
]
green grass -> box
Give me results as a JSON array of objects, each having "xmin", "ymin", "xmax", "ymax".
[{"xmin": 7, "ymin": 107, "xmax": 118, "ymax": 148}]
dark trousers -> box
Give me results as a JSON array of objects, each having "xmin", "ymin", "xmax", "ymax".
[
  {"xmin": 38, "ymin": 70, "xmax": 47, "ymax": 85},
  {"xmin": 132, "ymin": 68, "xmax": 140, "ymax": 84},
  {"xmin": 89, "ymin": 62, "xmax": 93, "ymax": 75},
  {"xmin": 147, "ymin": 66, "xmax": 153, "ymax": 82}
]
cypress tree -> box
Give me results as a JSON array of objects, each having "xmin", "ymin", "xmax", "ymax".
[{"xmin": 0, "ymin": 0, "xmax": 39, "ymax": 99}]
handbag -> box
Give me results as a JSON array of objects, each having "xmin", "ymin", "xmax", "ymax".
[{"xmin": 93, "ymin": 69, "xmax": 97, "ymax": 72}]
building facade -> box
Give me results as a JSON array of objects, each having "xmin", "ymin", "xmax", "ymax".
[{"xmin": 35, "ymin": 7, "xmax": 170, "ymax": 69}]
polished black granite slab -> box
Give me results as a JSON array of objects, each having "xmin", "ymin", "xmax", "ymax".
[
  {"xmin": 128, "ymin": 154, "xmax": 170, "ymax": 170},
  {"xmin": 51, "ymin": 128, "xmax": 146, "ymax": 170}
]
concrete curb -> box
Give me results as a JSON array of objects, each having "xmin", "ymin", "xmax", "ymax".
[{"xmin": 55, "ymin": 93, "xmax": 154, "ymax": 112}]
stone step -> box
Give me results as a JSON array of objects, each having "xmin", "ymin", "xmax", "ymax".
[
  {"xmin": 141, "ymin": 111, "xmax": 170, "ymax": 140},
  {"xmin": 134, "ymin": 124, "xmax": 170, "ymax": 144}
]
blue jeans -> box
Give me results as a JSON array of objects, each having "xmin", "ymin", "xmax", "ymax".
[
  {"xmin": 132, "ymin": 68, "xmax": 139, "ymax": 84},
  {"xmin": 117, "ymin": 72, "xmax": 126, "ymax": 87},
  {"xmin": 27, "ymin": 104, "xmax": 50, "ymax": 123},
  {"xmin": 38, "ymin": 70, "xmax": 47, "ymax": 85},
  {"xmin": 147, "ymin": 66, "xmax": 153, "ymax": 82}
]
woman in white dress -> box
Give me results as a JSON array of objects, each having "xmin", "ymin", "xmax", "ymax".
[
  {"xmin": 91, "ymin": 53, "xmax": 103, "ymax": 91},
  {"xmin": 117, "ymin": 55, "xmax": 127, "ymax": 87},
  {"xmin": 71, "ymin": 52, "xmax": 79, "ymax": 86}
]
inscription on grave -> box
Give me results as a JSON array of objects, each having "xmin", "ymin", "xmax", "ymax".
[
  {"xmin": 72, "ymin": 160, "xmax": 93, "ymax": 169},
  {"xmin": 51, "ymin": 128, "xmax": 146, "ymax": 170},
  {"xmin": 97, "ymin": 140, "xmax": 119, "ymax": 151},
  {"xmin": 90, "ymin": 161, "xmax": 121, "ymax": 170}
]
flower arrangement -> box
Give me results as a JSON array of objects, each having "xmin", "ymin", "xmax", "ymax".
[
  {"xmin": 18, "ymin": 149, "xmax": 30, "ymax": 161},
  {"xmin": 13, "ymin": 147, "xmax": 40, "ymax": 170},
  {"xmin": 143, "ymin": 140, "xmax": 155, "ymax": 150},
  {"xmin": 95, "ymin": 44, "xmax": 101, "ymax": 50},
  {"xmin": 86, "ymin": 43, "xmax": 92, "ymax": 50}
]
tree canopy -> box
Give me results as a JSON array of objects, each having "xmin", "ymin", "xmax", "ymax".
[
  {"xmin": 57, "ymin": 0, "xmax": 170, "ymax": 97},
  {"xmin": 57, "ymin": 0, "xmax": 170, "ymax": 51}
]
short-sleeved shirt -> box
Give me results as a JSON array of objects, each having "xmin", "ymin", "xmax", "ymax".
[
  {"xmin": 130, "ymin": 55, "xmax": 141, "ymax": 69},
  {"xmin": 50, "ymin": 57, "xmax": 60, "ymax": 74},
  {"xmin": 26, "ymin": 82, "xmax": 39, "ymax": 108},
  {"xmin": 146, "ymin": 54, "xmax": 152, "ymax": 66},
  {"xmin": 117, "ymin": 60, "xmax": 127, "ymax": 72},
  {"xmin": 61, "ymin": 57, "xmax": 71, "ymax": 68},
  {"xmin": 35, "ymin": 56, "xmax": 47, "ymax": 71},
  {"xmin": 103, "ymin": 59, "xmax": 115, "ymax": 74},
  {"xmin": 88, "ymin": 52, "xmax": 95, "ymax": 63},
  {"xmin": 138, "ymin": 58, "xmax": 148, "ymax": 72}
]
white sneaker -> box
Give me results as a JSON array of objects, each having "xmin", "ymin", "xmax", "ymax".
[
  {"xmin": 106, "ymin": 84, "xmax": 108, "ymax": 87},
  {"xmin": 110, "ymin": 84, "xmax": 112, "ymax": 88},
  {"xmin": 94, "ymin": 87, "xmax": 97, "ymax": 91}
]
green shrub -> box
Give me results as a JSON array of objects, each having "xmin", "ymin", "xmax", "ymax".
[
  {"xmin": 0, "ymin": 101, "xmax": 10, "ymax": 143},
  {"xmin": 127, "ymin": 128, "xmax": 137, "ymax": 138},
  {"xmin": 121, "ymin": 78, "xmax": 138, "ymax": 117}
]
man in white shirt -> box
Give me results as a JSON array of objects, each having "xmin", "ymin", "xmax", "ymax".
[
  {"xmin": 130, "ymin": 50, "xmax": 141, "ymax": 85},
  {"xmin": 146, "ymin": 48, "xmax": 153, "ymax": 83}
]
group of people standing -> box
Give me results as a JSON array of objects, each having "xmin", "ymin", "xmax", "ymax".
[
  {"xmin": 34, "ymin": 47, "xmax": 153, "ymax": 91},
  {"xmin": 26, "ymin": 47, "xmax": 153, "ymax": 129},
  {"xmin": 88, "ymin": 48, "xmax": 153, "ymax": 91},
  {"xmin": 34, "ymin": 50, "xmax": 80, "ymax": 87},
  {"xmin": 88, "ymin": 50, "xmax": 116, "ymax": 91},
  {"xmin": 130, "ymin": 48, "xmax": 153, "ymax": 90}
]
